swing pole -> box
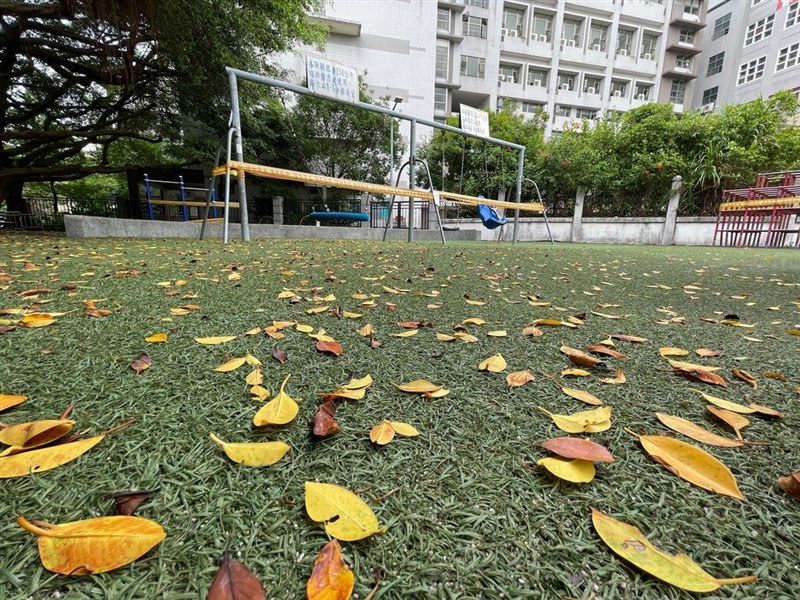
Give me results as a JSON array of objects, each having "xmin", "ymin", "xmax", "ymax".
[
  {"xmin": 513, "ymin": 148, "xmax": 525, "ymax": 244},
  {"xmin": 223, "ymin": 67, "xmax": 527, "ymax": 243}
]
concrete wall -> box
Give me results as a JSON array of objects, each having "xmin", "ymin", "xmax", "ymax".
[
  {"xmin": 63, "ymin": 215, "xmax": 481, "ymax": 242},
  {"xmin": 446, "ymin": 216, "xmax": 721, "ymax": 245}
]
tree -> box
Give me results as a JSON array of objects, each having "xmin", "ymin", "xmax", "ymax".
[
  {"xmin": 416, "ymin": 104, "xmax": 545, "ymax": 202},
  {"xmin": 284, "ymin": 79, "xmax": 404, "ymax": 189},
  {"xmin": 1, "ymin": 0, "xmax": 324, "ymax": 210}
]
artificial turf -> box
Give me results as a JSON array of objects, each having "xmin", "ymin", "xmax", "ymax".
[{"xmin": 0, "ymin": 234, "xmax": 798, "ymax": 599}]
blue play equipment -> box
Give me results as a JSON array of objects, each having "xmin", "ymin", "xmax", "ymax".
[
  {"xmin": 477, "ymin": 195, "xmax": 507, "ymax": 230},
  {"xmin": 308, "ymin": 211, "xmax": 369, "ymax": 223}
]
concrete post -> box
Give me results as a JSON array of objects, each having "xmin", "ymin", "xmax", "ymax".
[
  {"xmin": 272, "ymin": 196, "xmax": 284, "ymax": 225},
  {"xmin": 661, "ymin": 176, "xmax": 682, "ymax": 246},
  {"xmin": 571, "ymin": 187, "xmax": 586, "ymax": 243}
]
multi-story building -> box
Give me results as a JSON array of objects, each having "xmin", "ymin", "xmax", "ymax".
[
  {"xmin": 281, "ymin": 1, "xmax": 711, "ymax": 138},
  {"xmin": 693, "ymin": 0, "xmax": 800, "ymax": 111}
]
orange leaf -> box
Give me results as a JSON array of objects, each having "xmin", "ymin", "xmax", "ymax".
[
  {"xmin": 0, "ymin": 394, "xmax": 27, "ymax": 412},
  {"xmin": 778, "ymin": 472, "xmax": 800, "ymax": 500},
  {"xmin": 16, "ymin": 515, "xmax": 165, "ymax": 575},
  {"xmin": 585, "ymin": 345, "xmax": 626, "ymax": 359},
  {"xmin": 316, "ymin": 341, "xmax": 342, "ymax": 356},
  {"xmin": 672, "ymin": 368, "xmax": 726, "ymax": 387},
  {"xmin": 369, "ymin": 420, "xmax": 395, "ymax": 445},
  {"xmin": 208, "ymin": 552, "xmax": 265, "ymax": 600},
  {"xmin": 731, "ymin": 368, "xmax": 757, "ymax": 389},
  {"xmin": 306, "ymin": 539, "xmax": 354, "ymax": 600},
  {"xmin": 310, "ymin": 401, "xmax": 339, "ymax": 438},
  {"xmin": 129, "ymin": 352, "xmax": 151, "ymax": 374},
  {"xmin": 600, "ymin": 368, "xmax": 626, "ymax": 384},
  {"xmin": 695, "ymin": 348, "xmax": 721, "ymax": 357},
  {"xmin": 506, "ymin": 370, "xmax": 535, "ymax": 387},
  {"xmin": 86, "ymin": 309, "xmax": 112, "ymax": 318},
  {"xmin": 610, "ymin": 334, "xmax": 648, "ymax": 343}
]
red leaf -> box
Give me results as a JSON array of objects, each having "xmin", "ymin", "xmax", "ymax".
[
  {"xmin": 111, "ymin": 489, "xmax": 159, "ymax": 516},
  {"xmin": 272, "ymin": 348, "xmax": 288, "ymax": 364},
  {"xmin": 208, "ymin": 552, "xmax": 265, "ymax": 600},
  {"xmin": 316, "ymin": 341, "xmax": 342, "ymax": 356},
  {"xmin": 672, "ymin": 368, "xmax": 727, "ymax": 387},
  {"xmin": 585, "ymin": 345, "xmax": 626, "ymax": 359},
  {"xmin": 541, "ymin": 437, "xmax": 615, "ymax": 462},
  {"xmin": 310, "ymin": 400, "xmax": 339, "ymax": 438},
  {"xmin": 369, "ymin": 336, "xmax": 381, "ymax": 349}
]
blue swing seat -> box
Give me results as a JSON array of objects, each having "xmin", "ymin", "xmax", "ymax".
[{"xmin": 478, "ymin": 200, "xmax": 506, "ymax": 230}]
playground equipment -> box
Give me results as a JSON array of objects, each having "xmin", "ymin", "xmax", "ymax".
[
  {"xmin": 713, "ymin": 170, "xmax": 800, "ymax": 247},
  {"xmin": 206, "ymin": 66, "xmax": 548, "ymax": 244},
  {"xmin": 143, "ymin": 174, "xmax": 232, "ymax": 222}
]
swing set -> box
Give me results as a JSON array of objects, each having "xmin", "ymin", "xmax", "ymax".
[{"xmin": 201, "ymin": 66, "xmax": 552, "ymax": 244}]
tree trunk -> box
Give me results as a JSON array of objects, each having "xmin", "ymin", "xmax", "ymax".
[{"xmin": 0, "ymin": 177, "xmax": 25, "ymax": 212}]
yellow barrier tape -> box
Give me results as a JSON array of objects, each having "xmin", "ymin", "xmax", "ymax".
[
  {"xmin": 719, "ymin": 197, "xmax": 800, "ymax": 211},
  {"xmin": 211, "ymin": 161, "xmax": 544, "ymax": 213}
]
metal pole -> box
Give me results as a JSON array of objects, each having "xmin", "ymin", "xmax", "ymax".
[
  {"xmin": 389, "ymin": 121, "xmax": 394, "ymax": 186},
  {"xmin": 222, "ymin": 126, "xmax": 236, "ymax": 244},
  {"xmin": 179, "ymin": 176, "xmax": 188, "ymax": 222},
  {"xmin": 512, "ymin": 148, "xmax": 525, "ymax": 244},
  {"xmin": 228, "ymin": 71, "xmax": 250, "ymax": 242},
  {"xmin": 200, "ymin": 143, "xmax": 224, "ymax": 240},
  {"xmin": 407, "ymin": 119, "xmax": 416, "ymax": 243}
]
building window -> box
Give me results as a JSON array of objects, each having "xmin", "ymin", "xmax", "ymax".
[
  {"xmin": 610, "ymin": 80, "xmax": 628, "ymax": 97},
  {"xmin": 554, "ymin": 105, "xmax": 570, "ymax": 117},
  {"xmin": 776, "ymin": 42, "xmax": 800, "ymax": 72},
  {"xmin": 532, "ymin": 12, "xmax": 553, "ymax": 42},
  {"xmin": 752, "ymin": 0, "xmax": 764, "ymax": 4},
  {"xmin": 460, "ymin": 55, "xmax": 485, "ymax": 78},
  {"xmin": 589, "ymin": 22, "xmax": 608, "ymax": 51},
  {"xmin": 435, "ymin": 41, "xmax": 448, "ymax": 79},
  {"xmin": 675, "ymin": 54, "xmax": 693, "ymax": 70},
  {"xmin": 562, "ymin": 17, "xmax": 582, "ymax": 44},
  {"xmin": 462, "ymin": 15, "xmax": 487, "ymax": 38},
  {"xmin": 683, "ymin": 0, "xmax": 701, "ymax": 17},
  {"xmin": 669, "ymin": 80, "xmax": 687, "ymax": 104},
  {"xmin": 466, "ymin": 0, "xmax": 488, "ymax": 7},
  {"xmin": 634, "ymin": 84, "xmax": 652, "ymax": 100},
  {"xmin": 434, "ymin": 87, "xmax": 447, "ymax": 113},
  {"xmin": 737, "ymin": 56, "xmax": 766, "ymax": 84},
  {"xmin": 503, "ymin": 7, "xmax": 525, "ymax": 36},
  {"xmin": 713, "ymin": 13, "xmax": 731, "ymax": 39},
  {"xmin": 499, "ymin": 64, "xmax": 520, "ymax": 83},
  {"xmin": 744, "ymin": 15, "xmax": 774, "ymax": 46},
  {"xmin": 527, "ymin": 68, "xmax": 548, "ymax": 86},
  {"xmin": 679, "ymin": 29, "xmax": 695, "ymax": 44},
  {"xmin": 640, "ymin": 33, "xmax": 658, "ymax": 59},
  {"xmin": 616, "ymin": 28, "xmax": 633, "ymax": 56},
  {"xmin": 576, "ymin": 108, "xmax": 596, "ymax": 119},
  {"xmin": 584, "ymin": 76, "xmax": 603, "ymax": 94},
  {"xmin": 437, "ymin": 9, "xmax": 450, "ymax": 33},
  {"xmin": 707, "ymin": 52, "xmax": 724, "ymax": 75},
  {"xmin": 787, "ymin": 2, "xmax": 800, "ymax": 28},
  {"xmin": 557, "ymin": 72, "xmax": 576, "ymax": 91},
  {"xmin": 702, "ymin": 87, "xmax": 719, "ymax": 105},
  {"xmin": 521, "ymin": 101, "xmax": 543, "ymax": 114}
]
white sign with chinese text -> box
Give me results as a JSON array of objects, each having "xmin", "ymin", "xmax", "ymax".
[
  {"xmin": 459, "ymin": 104, "xmax": 490, "ymax": 138},
  {"xmin": 306, "ymin": 55, "xmax": 359, "ymax": 103}
]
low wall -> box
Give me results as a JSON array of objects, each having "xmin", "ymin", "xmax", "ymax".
[
  {"xmin": 447, "ymin": 216, "xmax": 719, "ymax": 245},
  {"xmin": 63, "ymin": 215, "xmax": 481, "ymax": 242}
]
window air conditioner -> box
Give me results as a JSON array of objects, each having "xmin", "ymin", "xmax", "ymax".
[
  {"xmin": 586, "ymin": 87, "xmax": 596, "ymax": 94},
  {"xmin": 618, "ymin": 48, "xmax": 628, "ymax": 57},
  {"xmin": 532, "ymin": 79, "xmax": 542, "ymax": 86},
  {"xmin": 560, "ymin": 38, "xmax": 568, "ymax": 46},
  {"xmin": 613, "ymin": 90, "xmax": 623, "ymax": 97},
  {"xmin": 567, "ymin": 39, "xmax": 576, "ymax": 47},
  {"xmin": 591, "ymin": 44, "xmax": 601, "ymax": 51},
  {"xmin": 702, "ymin": 102, "xmax": 715, "ymax": 113},
  {"xmin": 636, "ymin": 93, "xmax": 646, "ymax": 100},
  {"xmin": 560, "ymin": 83, "xmax": 570, "ymax": 90},
  {"xmin": 643, "ymin": 53, "xmax": 652, "ymax": 60},
  {"xmin": 501, "ymin": 28, "xmax": 508, "ymax": 37},
  {"xmin": 498, "ymin": 74, "xmax": 507, "ymax": 82},
  {"xmin": 507, "ymin": 29, "xmax": 518, "ymax": 37},
  {"xmin": 531, "ymin": 33, "xmax": 539, "ymax": 41}
]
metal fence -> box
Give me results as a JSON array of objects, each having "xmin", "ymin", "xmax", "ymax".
[
  {"xmin": 1, "ymin": 197, "xmax": 123, "ymax": 230},
  {"xmin": 369, "ymin": 200, "xmax": 429, "ymax": 229}
]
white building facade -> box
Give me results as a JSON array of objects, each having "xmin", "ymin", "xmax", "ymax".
[
  {"xmin": 281, "ymin": 0, "xmax": 717, "ymax": 137},
  {"xmin": 693, "ymin": 0, "xmax": 800, "ymax": 110}
]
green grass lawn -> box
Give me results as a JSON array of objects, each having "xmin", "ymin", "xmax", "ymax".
[{"xmin": 1, "ymin": 234, "xmax": 798, "ymax": 599}]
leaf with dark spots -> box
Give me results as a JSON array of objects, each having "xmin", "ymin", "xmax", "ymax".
[
  {"xmin": 208, "ymin": 552, "xmax": 265, "ymax": 600},
  {"xmin": 311, "ymin": 400, "xmax": 339, "ymax": 439},
  {"xmin": 112, "ymin": 489, "xmax": 159, "ymax": 516}
]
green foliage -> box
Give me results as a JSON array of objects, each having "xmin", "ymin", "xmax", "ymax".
[
  {"xmin": 416, "ymin": 106, "xmax": 545, "ymax": 202},
  {"xmin": 532, "ymin": 92, "xmax": 800, "ymax": 216}
]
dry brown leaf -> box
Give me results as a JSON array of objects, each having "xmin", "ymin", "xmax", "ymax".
[
  {"xmin": 731, "ymin": 368, "xmax": 757, "ymax": 389},
  {"xmin": 600, "ymin": 368, "xmax": 626, "ymax": 385},
  {"xmin": 506, "ymin": 370, "xmax": 535, "ymax": 387},
  {"xmin": 706, "ymin": 406, "xmax": 749, "ymax": 441}
]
